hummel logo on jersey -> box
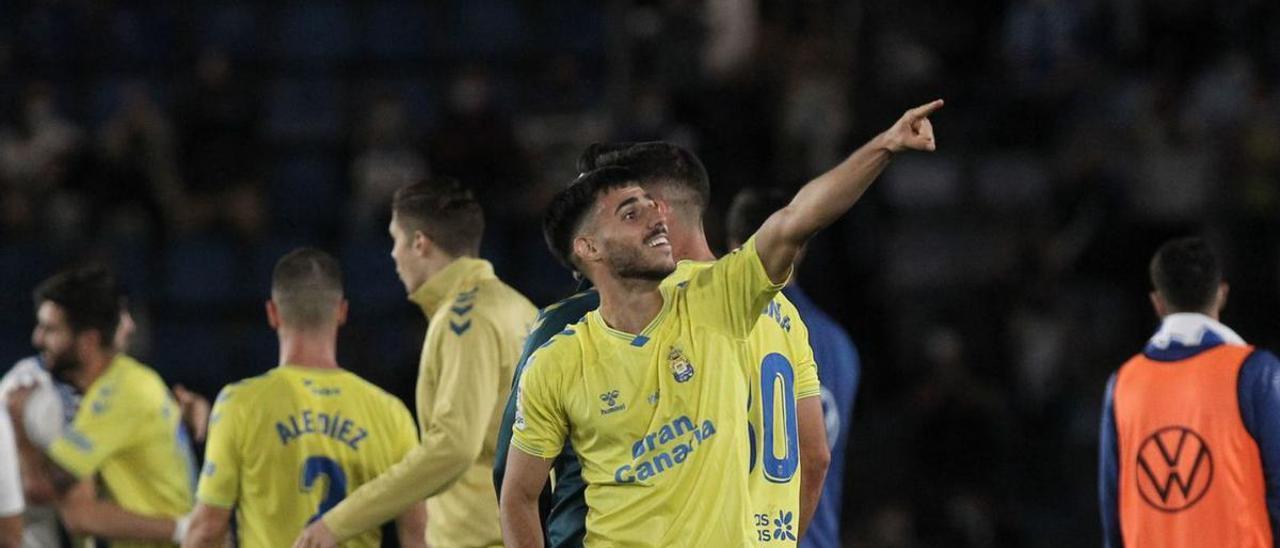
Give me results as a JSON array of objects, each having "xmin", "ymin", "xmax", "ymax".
[
  {"xmin": 600, "ymin": 390, "xmax": 626, "ymax": 415},
  {"xmin": 669, "ymin": 346, "xmax": 695, "ymax": 383}
]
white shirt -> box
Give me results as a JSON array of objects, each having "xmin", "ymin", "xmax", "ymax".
[{"xmin": 0, "ymin": 405, "xmax": 23, "ymax": 517}]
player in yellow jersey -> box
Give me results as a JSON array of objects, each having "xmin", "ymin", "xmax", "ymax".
[
  {"xmin": 502, "ymin": 99, "xmax": 943, "ymax": 546},
  {"xmin": 6, "ymin": 265, "xmax": 196, "ymax": 547},
  {"xmin": 181, "ymin": 248, "xmax": 424, "ymax": 547},
  {"xmin": 295, "ymin": 178, "xmax": 538, "ymax": 548},
  {"xmin": 582, "ymin": 143, "xmax": 830, "ymax": 544}
]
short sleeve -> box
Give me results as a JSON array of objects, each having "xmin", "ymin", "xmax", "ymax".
[
  {"xmin": 510, "ymin": 349, "xmax": 570, "ymax": 460},
  {"xmin": 47, "ymin": 381, "xmax": 140, "ymax": 479},
  {"xmin": 684, "ymin": 235, "xmax": 787, "ymax": 338},
  {"xmin": 782, "ymin": 299, "xmax": 821, "ymax": 400},
  {"xmin": 195, "ymin": 386, "xmax": 243, "ymax": 508}
]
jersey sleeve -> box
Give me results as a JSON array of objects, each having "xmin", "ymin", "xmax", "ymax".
[
  {"xmin": 323, "ymin": 315, "xmax": 510, "ymax": 540},
  {"xmin": 388, "ymin": 397, "xmax": 419, "ymax": 462},
  {"xmin": 510, "ymin": 345, "xmax": 571, "ymax": 460},
  {"xmin": 779, "ymin": 296, "xmax": 821, "ymax": 400},
  {"xmin": 685, "ymin": 235, "xmax": 787, "ymax": 339},
  {"xmin": 1098, "ymin": 373, "xmax": 1122, "ymax": 548},
  {"xmin": 47, "ymin": 382, "xmax": 139, "ymax": 479},
  {"xmin": 0, "ymin": 407, "xmax": 24, "ymax": 517},
  {"xmin": 195, "ymin": 385, "xmax": 243, "ymax": 509},
  {"xmin": 1237, "ymin": 349, "xmax": 1280, "ymax": 537}
]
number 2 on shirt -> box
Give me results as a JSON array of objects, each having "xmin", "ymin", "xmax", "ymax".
[
  {"xmin": 748, "ymin": 353, "xmax": 800, "ymax": 483},
  {"xmin": 301, "ymin": 456, "xmax": 348, "ymax": 523}
]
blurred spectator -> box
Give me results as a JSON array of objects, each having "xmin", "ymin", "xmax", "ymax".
[
  {"xmin": 176, "ymin": 49, "xmax": 262, "ymax": 233},
  {"xmin": 92, "ymin": 81, "xmax": 183, "ymax": 239},
  {"xmin": 428, "ymin": 66, "xmax": 529, "ymax": 217},
  {"xmin": 349, "ymin": 94, "xmax": 429, "ymax": 235}
]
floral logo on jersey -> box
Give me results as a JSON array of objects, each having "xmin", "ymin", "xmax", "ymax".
[
  {"xmin": 1136, "ymin": 426, "xmax": 1213, "ymax": 512},
  {"xmin": 668, "ymin": 347, "xmax": 695, "ymax": 383},
  {"xmin": 599, "ymin": 390, "xmax": 626, "ymax": 415},
  {"xmin": 773, "ymin": 511, "xmax": 796, "ymax": 541}
]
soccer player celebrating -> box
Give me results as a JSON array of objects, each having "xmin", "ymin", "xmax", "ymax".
[
  {"xmin": 6, "ymin": 265, "xmax": 196, "ymax": 547},
  {"xmin": 501, "ymin": 99, "xmax": 942, "ymax": 546},
  {"xmin": 183, "ymin": 248, "xmax": 424, "ymax": 547},
  {"xmin": 1099, "ymin": 237, "xmax": 1280, "ymax": 547},
  {"xmin": 492, "ymin": 142, "xmax": 831, "ymax": 546},
  {"xmin": 295, "ymin": 178, "xmax": 538, "ymax": 548},
  {"xmin": 727, "ymin": 188, "xmax": 862, "ymax": 548}
]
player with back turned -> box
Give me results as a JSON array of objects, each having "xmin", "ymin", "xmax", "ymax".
[
  {"xmin": 1099, "ymin": 237, "xmax": 1280, "ymax": 547},
  {"xmin": 295, "ymin": 178, "xmax": 538, "ymax": 548},
  {"xmin": 501, "ymin": 99, "xmax": 942, "ymax": 546},
  {"xmin": 182, "ymin": 248, "xmax": 425, "ymax": 547}
]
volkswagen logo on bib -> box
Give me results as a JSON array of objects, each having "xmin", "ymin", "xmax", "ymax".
[{"xmin": 1136, "ymin": 426, "xmax": 1214, "ymax": 512}]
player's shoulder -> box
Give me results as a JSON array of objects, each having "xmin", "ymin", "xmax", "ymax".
[
  {"xmin": 473, "ymin": 276, "xmax": 538, "ymax": 315},
  {"xmin": 338, "ymin": 370, "xmax": 411, "ymax": 412},
  {"xmin": 112, "ymin": 355, "xmax": 171, "ymax": 396},
  {"xmin": 211, "ymin": 372, "xmax": 271, "ymax": 409},
  {"xmin": 525, "ymin": 318, "xmax": 589, "ymax": 371}
]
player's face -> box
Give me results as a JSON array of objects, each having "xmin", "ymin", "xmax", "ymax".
[
  {"xmin": 32, "ymin": 301, "xmax": 81, "ymax": 376},
  {"xmin": 388, "ymin": 214, "xmax": 425, "ymax": 294},
  {"xmin": 588, "ymin": 185, "xmax": 675, "ymax": 281}
]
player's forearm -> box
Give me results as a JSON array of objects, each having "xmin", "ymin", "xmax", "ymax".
[
  {"xmin": 323, "ymin": 436, "xmax": 474, "ymax": 539},
  {"xmin": 394, "ymin": 502, "xmax": 427, "ymax": 548},
  {"xmin": 182, "ymin": 516, "xmax": 229, "ymax": 548},
  {"xmin": 500, "ymin": 492, "xmax": 545, "ymax": 548},
  {"xmin": 796, "ymin": 395, "xmax": 830, "ymax": 538},
  {"xmin": 756, "ymin": 134, "xmax": 894, "ymax": 281},
  {"xmin": 58, "ymin": 496, "xmax": 175, "ymax": 541},
  {"xmin": 798, "ymin": 454, "xmax": 829, "ymax": 538},
  {"xmin": 0, "ymin": 515, "xmax": 21, "ymax": 548},
  {"xmin": 15, "ymin": 432, "xmax": 56, "ymax": 504}
]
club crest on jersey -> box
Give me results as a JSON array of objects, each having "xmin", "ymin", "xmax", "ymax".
[
  {"xmin": 669, "ymin": 347, "xmax": 695, "ymax": 383},
  {"xmin": 600, "ymin": 389, "xmax": 626, "ymax": 415}
]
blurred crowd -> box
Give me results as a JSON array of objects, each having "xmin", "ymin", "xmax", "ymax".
[{"xmin": 1, "ymin": 1, "xmax": 1279, "ymax": 546}]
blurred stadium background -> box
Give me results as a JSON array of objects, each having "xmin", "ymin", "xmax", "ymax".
[{"xmin": 1, "ymin": 1, "xmax": 1279, "ymax": 546}]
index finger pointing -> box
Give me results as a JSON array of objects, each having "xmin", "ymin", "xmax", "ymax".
[{"xmin": 908, "ymin": 99, "xmax": 945, "ymax": 119}]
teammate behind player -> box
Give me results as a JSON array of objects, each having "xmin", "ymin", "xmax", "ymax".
[
  {"xmin": 183, "ymin": 248, "xmax": 424, "ymax": 547},
  {"xmin": 492, "ymin": 142, "xmax": 830, "ymax": 546},
  {"xmin": 1100, "ymin": 237, "xmax": 1280, "ymax": 547},
  {"xmin": 6, "ymin": 265, "xmax": 195, "ymax": 547},
  {"xmin": 295, "ymin": 178, "xmax": 538, "ymax": 548},
  {"xmin": 728, "ymin": 188, "xmax": 862, "ymax": 548},
  {"xmin": 501, "ymin": 99, "xmax": 941, "ymax": 546}
]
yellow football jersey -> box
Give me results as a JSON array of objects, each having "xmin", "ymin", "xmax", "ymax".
[
  {"xmin": 666, "ymin": 262, "xmax": 821, "ymax": 546},
  {"xmin": 196, "ymin": 365, "xmax": 418, "ymax": 548},
  {"xmin": 47, "ymin": 354, "xmax": 195, "ymax": 548},
  {"xmin": 513, "ymin": 236, "xmax": 783, "ymax": 547}
]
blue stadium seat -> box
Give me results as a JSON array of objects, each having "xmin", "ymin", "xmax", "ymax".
[
  {"xmin": 0, "ymin": 243, "xmax": 58, "ymax": 316},
  {"xmin": 445, "ymin": 0, "xmax": 526, "ymax": 56},
  {"xmin": 105, "ymin": 7, "xmax": 174, "ymax": 68},
  {"xmin": 264, "ymin": 78, "xmax": 345, "ymax": 143},
  {"xmin": 363, "ymin": 2, "xmax": 435, "ymax": 60},
  {"xmin": 242, "ymin": 236, "xmax": 316, "ymax": 297},
  {"xmin": 975, "ymin": 153, "xmax": 1050, "ymax": 213},
  {"xmin": 273, "ymin": 3, "xmax": 354, "ymax": 62},
  {"xmin": 882, "ymin": 155, "xmax": 963, "ymax": 211},
  {"xmin": 103, "ymin": 237, "xmax": 154, "ymax": 301},
  {"xmin": 198, "ymin": 4, "xmax": 262, "ymax": 58},
  {"xmin": 269, "ymin": 154, "xmax": 344, "ymax": 237},
  {"xmin": 149, "ymin": 322, "xmax": 232, "ymax": 397},
  {"xmin": 340, "ymin": 236, "xmax": 404, "ymax": 313},
  {"xmin": 531, "ymin": 1, "xmax": 605, "ymax": 55},
  {"xmin": 163, "ymin": 235, "xmax": 238, "ymax": 305}
]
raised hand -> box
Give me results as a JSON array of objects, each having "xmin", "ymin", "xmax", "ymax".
[{"xmin": 883, "ymin": 99, "xmax": 944, "ymax": 153}]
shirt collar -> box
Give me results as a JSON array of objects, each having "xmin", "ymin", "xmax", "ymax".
[
  {"xmin": 1144, "ymin": 312, "xmax": 1246, "ymax": 360},
  {"xmin": 408, "ymin": 257, "xmax": 495, "ymax": 316}
]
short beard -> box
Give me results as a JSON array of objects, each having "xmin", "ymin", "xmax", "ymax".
[
  {"xmin": 47, "ymin": 351, "xmax": 81, "ymax": 381},
  {"xmin": 608, "ymin": 245, "xmax": 673, "ymax": 282}
]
